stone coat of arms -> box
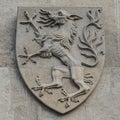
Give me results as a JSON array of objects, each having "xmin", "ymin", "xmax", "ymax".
[{"xmin": 16, "ymin": 7, "xmax": 105, "ymax": 114}]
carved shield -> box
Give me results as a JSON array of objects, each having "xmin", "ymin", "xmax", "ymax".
[{"xmin": 16, "ymin": 7, "xmax": 105, "ymax": 114}]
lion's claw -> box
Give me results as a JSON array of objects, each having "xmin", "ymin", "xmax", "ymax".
[
  {"xmin": 18, "ymin": 47, "xmax": 37, "ymax": 65},
  {"xmin": 32, "ymin": 86, "xmax": 53, "ymax": 97},
  {"xmin": 58, "ymin": 88, "xmax": 79, "ymax": 108}
]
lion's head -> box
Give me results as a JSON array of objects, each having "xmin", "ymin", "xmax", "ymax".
[{"xmin": 38, "ymin": 9, "xmax": 82, "ymax": 27}]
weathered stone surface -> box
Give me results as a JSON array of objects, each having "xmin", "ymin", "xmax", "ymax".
[
  {"xmin": 116, "ymin": 0, "xmax": 120, "ymax": 57},
  {"xmin": 0, "ymin": 0, "xmax": 120, "ymax": 119},
  {"xmin": 0, "ymin": 68, "xmax": 13, "ymax": 120},
  {"xmin": 0, "ymin": 0, "xmax": 120, "ymax": 67},
  {"xmin": 16, "ymin": 7, "xmax": 105, "ymax": 113},
  {"xmin": 1, "ymin": 68, "xmax": 120, "ymax": 120}
]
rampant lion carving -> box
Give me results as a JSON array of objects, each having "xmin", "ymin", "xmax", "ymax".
[{"xmin": 18, "ymin": 9, "xmax": 103, "ymax": 108}]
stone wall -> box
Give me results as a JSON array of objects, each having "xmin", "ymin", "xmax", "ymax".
[{"xmin": 0, "ymin": 0, "xmax": 120, "ymax": 120}]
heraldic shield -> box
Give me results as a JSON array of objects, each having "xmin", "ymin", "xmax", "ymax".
[{"xmin": 16, "ymin": 7, "xmax": 105, "ymax": 114}]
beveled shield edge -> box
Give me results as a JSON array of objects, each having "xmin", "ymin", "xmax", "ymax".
[{"xmin": 15, "ymin": 6, "xmax": 105, "ymax": 114}]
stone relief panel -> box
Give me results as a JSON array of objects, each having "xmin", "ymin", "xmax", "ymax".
[{"xmin": 16, "ymin": 7, "xmax": 105, "ymax": 114}]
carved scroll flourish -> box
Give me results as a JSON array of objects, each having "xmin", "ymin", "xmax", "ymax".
[{"xmin": 78, "ymin": 9, "xmax": 104, "ymax": 67}]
